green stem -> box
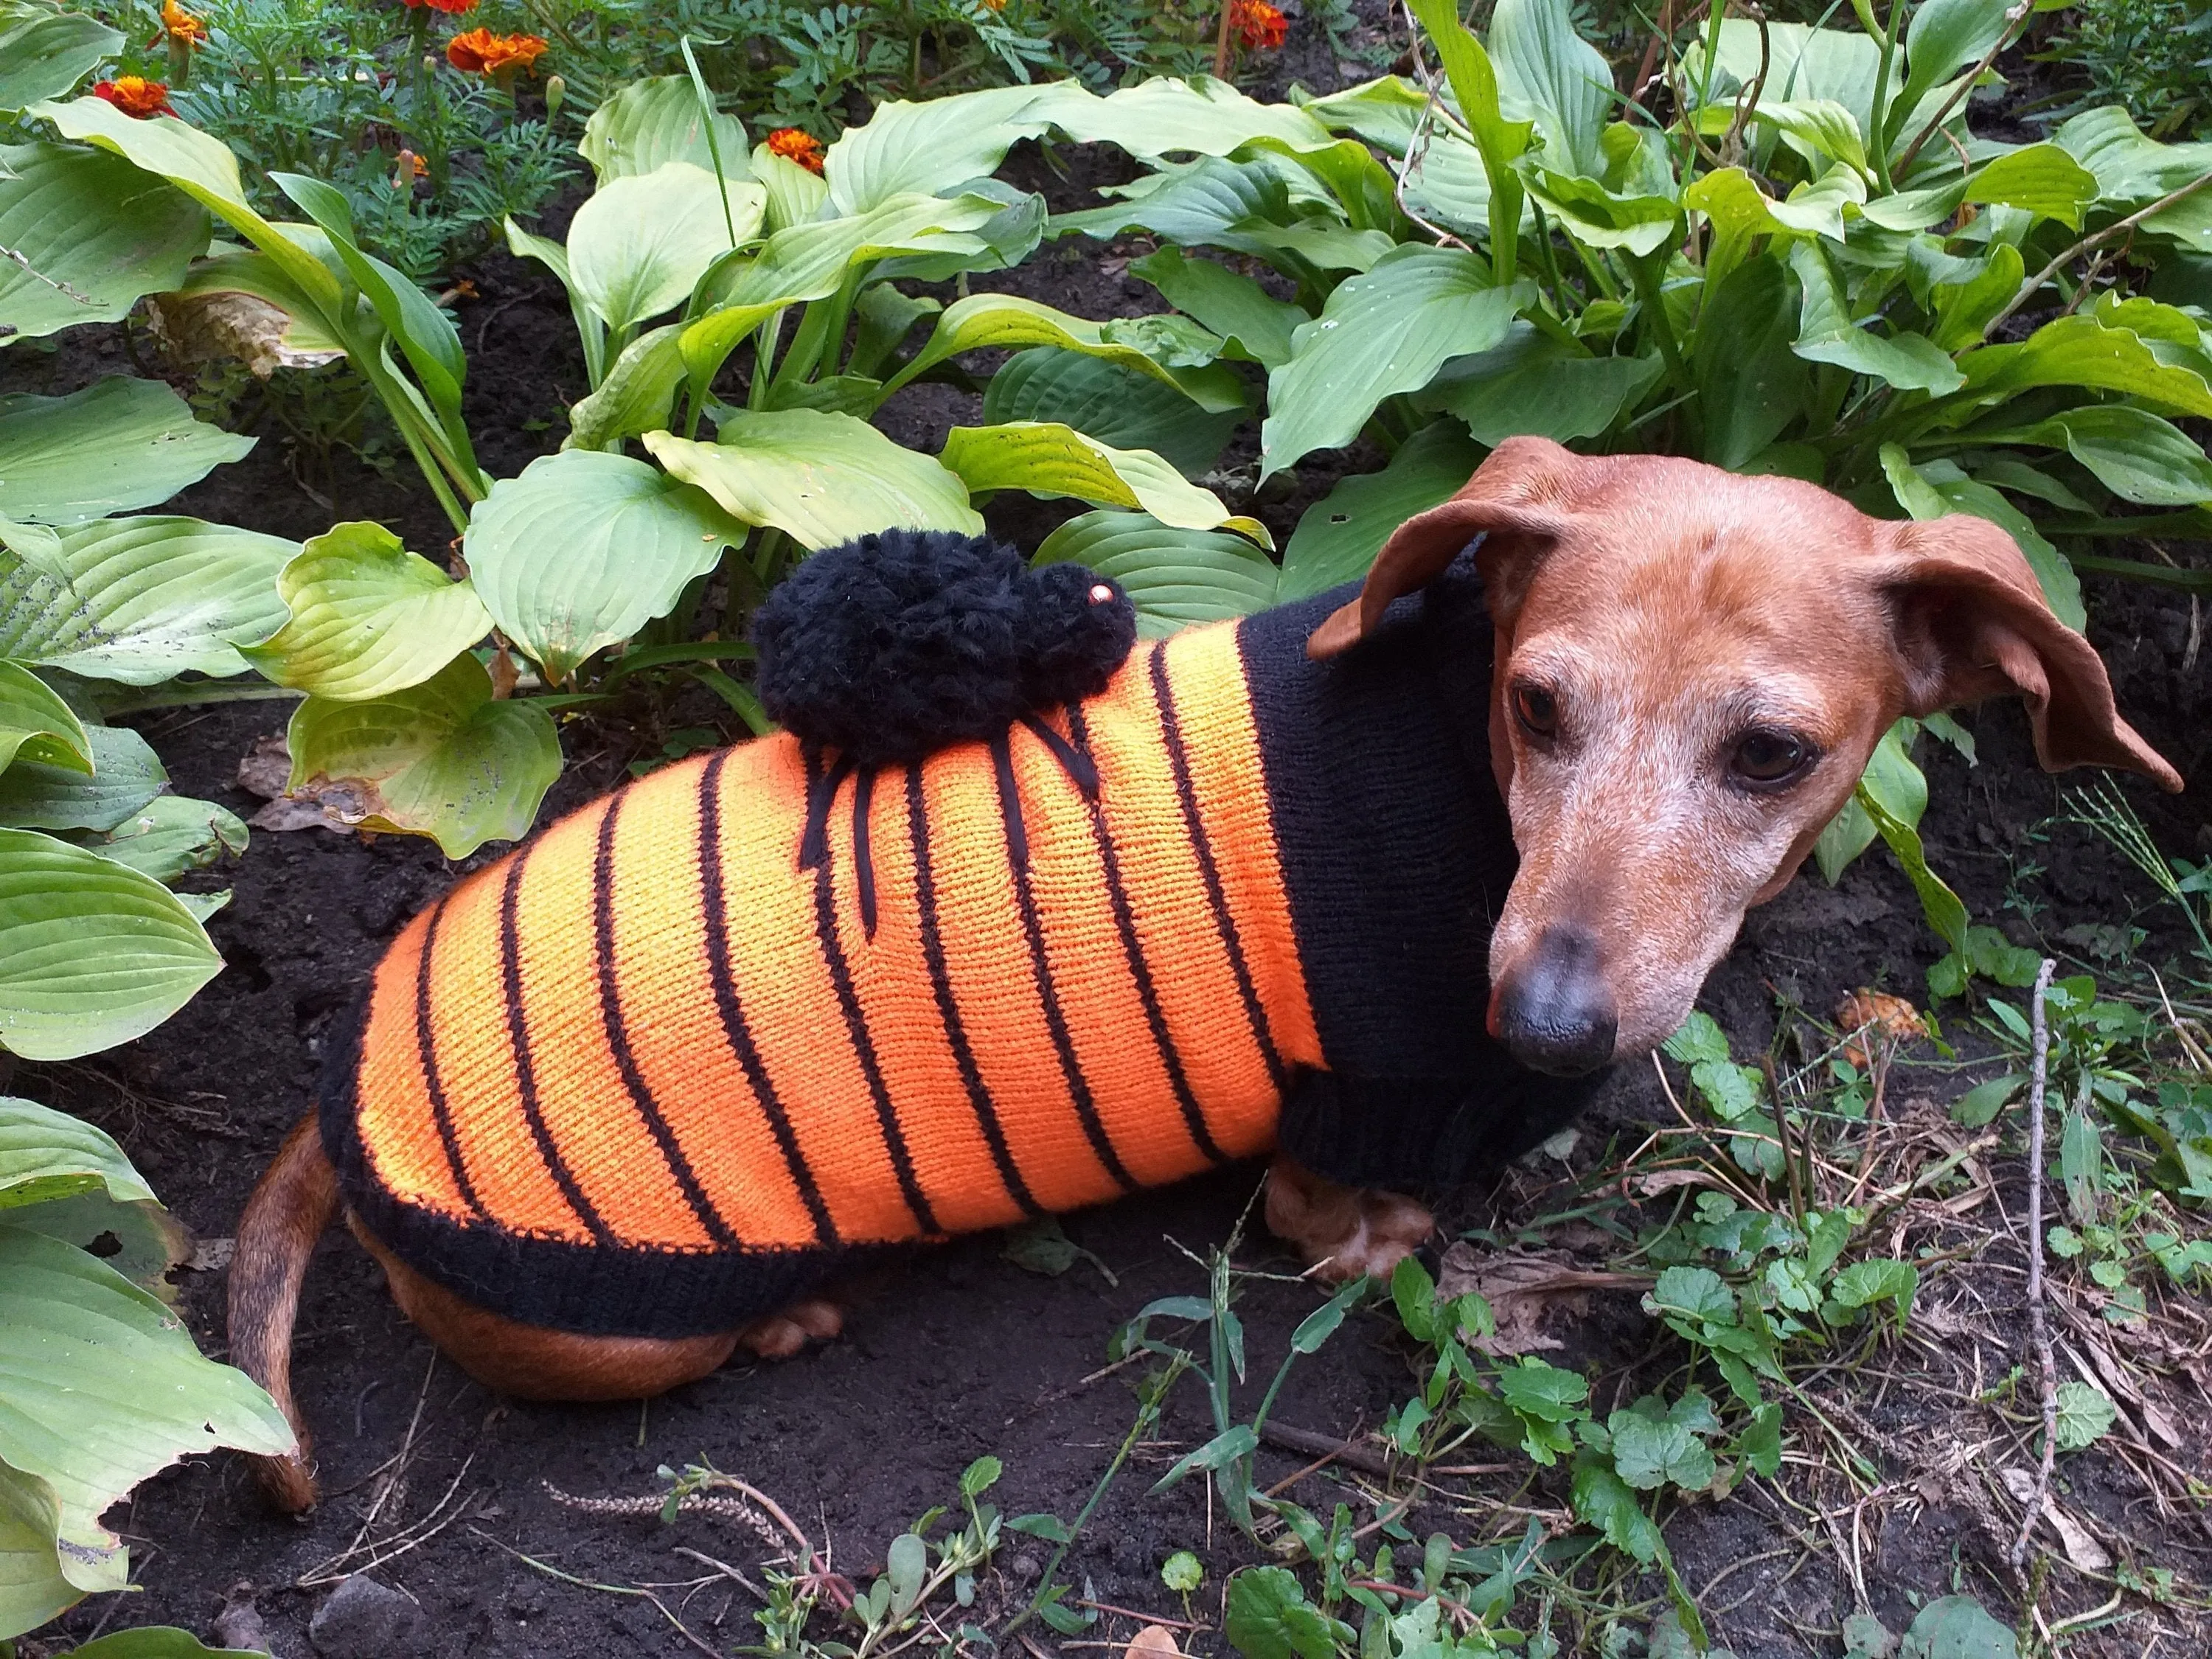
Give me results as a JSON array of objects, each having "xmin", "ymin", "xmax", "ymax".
[
  {"xmin": 94, "ymin": 681, "xmax": 306, "ymax": 715},
  {"xmin": 1628, "ymin": 253, "xmax": 1686, "ymax": 386},
  {"xmin": 1867, "ymin": 0, "xmax": 1902, "ymax": 193}
]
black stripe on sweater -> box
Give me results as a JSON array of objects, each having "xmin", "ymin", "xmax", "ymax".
[
  {"xmin": 807, "ymin": 748, "xmax": 939, "ymax": 1236},
  {"xmin": 697, "ymin": 751, "xmax": 838, "ymax": 1248},
  {"xmin": 593, "ymin": 789, "xmax": 737, "ymax": 1249},
  {"xmin": 1147, "ymin": 646, "xmax": 1288, "ymax": 1094},
  {"xmin": 905, "ymin": 763, "xmax": 1044, "ymax": 1219},
  {"xmin": 1065, "ymin": 703, "xmax": 1224, "ymax": 1166},
  {"xmin": 411, "ymin": 891, "xmax": 486, "ymax": 1219},
  {"xmin": 498, "ymin": 843, "xmax": 613, "ymax": 1244},
  {"xmin": 991, "ymin": 728, "xmax": 1136, "ymax": 1194}
]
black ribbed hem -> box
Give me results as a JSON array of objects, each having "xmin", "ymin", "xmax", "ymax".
[
  {"xmin": 319, "ymin": 990, "xmax": 874, "ymax": 1340},
  {"xmin": 1275, "ymin": 1062, "xmax": 1608, "ymax": 1196}
]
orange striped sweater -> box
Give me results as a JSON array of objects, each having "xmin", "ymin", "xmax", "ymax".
[{"xmin": 324, "ymin": 566, "xmax": 1607, "ymax": 1337}]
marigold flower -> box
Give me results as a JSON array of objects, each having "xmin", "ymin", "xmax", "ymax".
[
  {"xmin": 92, "ymin": 76, "xmax": 175, "ymax": 118},
  {"xmin": 403, "ymin": 0, "xmax": 477, "ymax": 11},
  {"xmin": 766, "ymin": 127, "xmax": 826, "ymax": 175},
  {"xmin": 151, "ymin": 1, "xmax": 208, "ymax": 47},
  {"xmin": 978, "ymin": 0, "xmax": 1006, "ymax": 10},
  {"xmin": 1228, "ymin": 0, "xmax": 1286, "ymax": 50},
  {"xmin": 445, "ymin": 27, "xmax": 547, "ymax": 74}
]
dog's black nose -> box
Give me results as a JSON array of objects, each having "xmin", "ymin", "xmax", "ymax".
[{"xmin": 1492, "ymin": 927, "xmax": 1618, "ymax": 1076}]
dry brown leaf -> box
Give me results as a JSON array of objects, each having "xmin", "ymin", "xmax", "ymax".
[
  {"xmin": 1125, "ymin": 1626, "xmax": 1182, "ymax": 1659},
  {"xmin": 237, "ymin": 734, "xmax": 381, "ymax": 834},
  {"xmin": 1633, "ymin": 1169, "xmax": 1729, "ymax": 1197},
  {"xmin": 144, "ymin": 290, "xmax": 344, "ymax": 378},
  {"xmin": 1835, "ymin": 989, "xmax": 1927, "ymax": 1066},
  {"xmin": 1997, "ymin": 1467, "xmax": 2113, "ymax": 1571},
  {"xmin": 1436, "ymin": 1242, "xmax": 1650, "ymax": 1356}
]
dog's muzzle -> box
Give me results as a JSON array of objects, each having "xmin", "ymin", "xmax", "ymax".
[{"xmin": 1489, "ymin": 925, "xmax": 1618, "ymax": 1076}]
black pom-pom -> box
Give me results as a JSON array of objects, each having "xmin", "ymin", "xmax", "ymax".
[{"xmin": 751, "ymin": 529, "xmax": 1138, "ymax": 766}]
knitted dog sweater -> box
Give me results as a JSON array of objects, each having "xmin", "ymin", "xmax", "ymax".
[{"xmin": 322, "ymin": 549, "xmax": 1605, "ymax": 1338}]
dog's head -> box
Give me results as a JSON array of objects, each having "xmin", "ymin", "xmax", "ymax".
[{"xmin": 1308, "ymin": 436, "xmax": 2183, "ymax": 1076}]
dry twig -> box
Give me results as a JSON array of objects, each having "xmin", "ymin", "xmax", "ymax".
[{"xmin": 2010, "ymin": 957, "xmax": 2059, "ymax": 1573}]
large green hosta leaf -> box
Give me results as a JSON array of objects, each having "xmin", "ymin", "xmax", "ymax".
[
  {"xmin": 1957, "ymin": 313, "xmax": 2212, "ymax": 417},
  {"xmin": 1790, "ymin": 241, "xmax": 1964, "ymax": 394},
  {"xmin": 0, "ymin": 1461, "xmax": 78, "ymax": 1638},
  {"xmin": 80, "ymin": 794, "xmax": 247, "ymax": 884},
  {"xmin": 1262, "ymin": 247, "xmax": 1530, "ymax": 476},
  {"xmin": 1973, "ymin": 406, "xmax": 2212, "ymax": 507},
  {"xmin": 1031, "ymin": 74, "xmax": 1338, "ymax": 161},
  {"xmin": 465, "ymin": 451, "xmax": 746, "ymax": 684},
  {"xmin": 566, "ymin": 162, "xmax": 766, "ymax": 335},
  {"xmin": 0, "ymin": 1096, "xmax": 153, "ymax": 1209},
  {"xmin": 1880, "ymin": 445, "xmax": 2084, "ymax": 629},
  {"xmin": 896, "ymin": 292, "xmax": 1243, "ymax": 411},
  {"xmin": 285, "ymin": 653, "xmax": 561, "ymax": 858},
  {"xmin": 1490, "ymin": 0, "xmax": 1614, "ymax": 177},
  {"xmin": 1130, "ymin": 247, "xmax": 1307, "ymax": 369},
  {"xmin": 646, "ymin": 412, "xmax": 981, "ymax": 548},
  {"xmin": 0, "ymin": 380, "xmax": 254, "ymax": 524},
  {"xmin": 564, "ymin": 323, "xmax": 686, "ymax": 449},
  {"xmin": 580, "ymin": 75, "xmax": 748, "ymax": 183},
  {"xmin": 1414, "ymin": 324, "xmax": 1662, "ymax": 445},
  {"xmin": 0, "ymin": 659, "xmax": 89, "ymax": 777},
  {"xmin": 0, "ymin": 1225, "xmax": 292, "ymax": 1632},
  {"xmin": 0, "ymin": 723, "xmax": 161, "ymax": 833},
  {"xmin": 0, "ymin": 515, "xmax": 294, "ymax": 683},
  {"xmin": 1034, "ymin": 511, "xmax": 1281, "ymax": 636},
  {"xmin": 1279, "ymin": 421, "xmax": 1483, "ymax": 601},
  {"xmin": 0, "ymin": 1, "xmax": 118, "ymax": 113},
  {"xmin": 1693, "ymin": 254, "xmax": 1809, "ymax": 470},
  {"xmin": 825, "ymin": 85, "xmax": 1062, "ymax": 215},
  {"xmin": 0, "ymin": 142, "xmax": 209, "ymax": 343},
  {"xmin": 0, "ymin": 827, "xmax": 221, "ymax": 1060},
  {"xmin": 984, "ymin": 349, "xmax": 1243, "ymax": 479},
  {"xmin": 940, "ymin": 423, "xmax": 1267, "ymax": 543},
  {"xmin": 243, "ymin": 521, "xmax": 492, "ymax": 700}
]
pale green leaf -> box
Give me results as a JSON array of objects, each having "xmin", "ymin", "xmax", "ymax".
[
  {"xmin": 580, "ymin": 75, "xmax": 748, "ymax": 183},
  {"xmin": 1956, "ymin": 313, "xmax": 2212, "ymax": 418},
  {"xmin": 0, "ymin": 379, "xmax": 254, "ymax": 524},
  {"xmin": 0, "ymin": 1, "xmax": 119, "ymax": 112},
  {"xmin": 1973, "ymin": 406, "xmax": 2212, "ymax": 506},
  {"xmin": 2053, "ymin": 1380, "xmax": 2115, "ymax": 1451},
  {"xmin": 1034, "ymin": 510, "xmax": 1280, "ymax": 636},
  {"xmin": 567, "ymin": 162, "xmax": 766, "ymax": 334},
  {"xmin": 465, "ymin": 451, "xmax": 745, "ymax": 684},
  {"xmin": 825, "ymin": 84, "xmax": 1062, "ymax": 215},
  {"xmin": 752, "ymin": 139, "xmax": 829, "ymax": 233},
  {"xmin": 1899, "ymin": 1596, "xmax": 2017, "ymax": 1659},
  {"xmin": 0, "ymin": 827, "xmax": 221, "ymax": 1060},
  {"xmin": 1489, "ymin": 0, "xmax": 1614, "ymax": 177},
  {"xmin": 1415, "ymin": 323, "xmax": 1662, "ymax": 445},
  {"xmin": 1964, "ymin": 144, "xmax": 2100, "ymax": 230},
  {"xmin": 1894, "ymin": 0, "xmax": 2015, "ymax": 145},
  {"xmin": 285, "ymin": 654, "xmax": 561, "ymax": 858},
  {"xmin": 646, "ymin": 411, "xmax": 982, "ymax": 549},
  {"xmin": 243, "ymin": 521, "xmax": 491, "ymax": 701},
  {"xmin": 1030, "ymin": 74, "xmax": 1339, "ymax": 161},
  {"xmin": 941, "ymin": 423, "xmax": 1265, "ymax": 543},
  {"xmin": 1262, "ymin": 247, "xmax": 1528, "ymax": 475},
  {"xmin": 899, "ymin": 291, "xmax": 1245, "ymax": 412},
  {"xmin": 84, "ymin": 793, "xmax": 247, "ymax": 883},
  {"xmin": 0, "ymin": 1224, "xmax": 291, "ymax": 1606},
  {"xmin": 0, "ymin": 140, "xmax": 209, "ymax": 343},
  {"xmin": 0, "ymin": 515, "xmax": 295, "ymax": 684},
  {"xmin": 0, "ymin": 1096, "xmax": 153, "ymax": 1209},
  {"xmin": 0, "ymin": 1461, "xmax": 80, "ymax": 1637},
  {"xmin": 0, "ymin": 722, "xmax": 161, "ymax": 832},
  {"xmin": 563, "ymin": 322, "xmax": 686, "ymax": 450},
  {"xmin": 1790, "ymin": 241, "xmax": 1964, "ymax": 392},
  {"xmin": 0, "ymin": 659, "xmax": 89, "ymax": 776},
  {"xmin": 1705, "ymin": 21, "xmax": 1882, "ymax": 139}
]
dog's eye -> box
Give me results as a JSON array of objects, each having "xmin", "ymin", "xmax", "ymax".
[
  {"xmin": 1512, "ymin": 684, "xmax": 1559, "ymax": 739},
  {"xmin": 1730, "ymin": 728, "xmax": 1814, "ymax": 787}
]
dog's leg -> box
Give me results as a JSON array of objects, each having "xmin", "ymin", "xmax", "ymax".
[
  {"xmin": 1264, "ymin": 1156, "xmax": 1435, "ymax": 1282},
  {"xmin": 229, "ymin": 1111, "xmax": 340, "ymax": 1514}
]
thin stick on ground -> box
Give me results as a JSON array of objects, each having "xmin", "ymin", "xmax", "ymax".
[{"xmin": 2011, "ymin": 956, "xmax": 2059, "ymax": 1573}]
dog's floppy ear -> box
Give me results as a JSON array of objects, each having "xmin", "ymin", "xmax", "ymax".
[
  {"xmin": 1882, "ymin": 514, "xmax": 2181, "ymax": 790},
  {"xmin": 1307, "ymin": 436, "xmax": 1582, "ymax": 660}
]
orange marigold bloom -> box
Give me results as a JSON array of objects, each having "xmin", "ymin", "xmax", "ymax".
[
  {"xmin": 92, "ymin": 76, "xmax": 175, "ymax": 118},
  {"xmin": 152, "ymin": 1, "xmax": 208, "ymax": 46},
  {"xmin": 403, "ymin": 0, "xmax": 476, "ymax": 11},
  {"xmin": 766, "ymin": 127, "xmax": 827, "ymax": 175},
  {"xmin": 445, "ymin": 27, "xmax": 547, "ymax": 74},
  {"xmin": 1228, "ymin": 0, "xmax": 1286, "ymax": 49}
]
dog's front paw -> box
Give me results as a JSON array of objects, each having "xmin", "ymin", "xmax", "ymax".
[
  {"xmin": 736, "ymin": 1298, "xmax": 844, "ymax": 1360},
  {"xmin": 1265, "ymin": 1158, "xmax": 1435, "ymax": 1284}
]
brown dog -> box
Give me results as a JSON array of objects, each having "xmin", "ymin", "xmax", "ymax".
[{"xmin": 229, "ymin": 439, "xmax": 2177, "ymax": 1511}]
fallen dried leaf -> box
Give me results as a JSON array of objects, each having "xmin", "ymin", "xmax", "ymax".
[
  {"xmin": 145, "ymin": 289, "xmax": 344, "ymax": 378},
  {"xmin": 1997, "ymin": 1466, "xmax": 2112, "ymax": 1571},
  {"xmin": 1836, "ymin": 989, "xmax": 1926, "ymax": 1066},
  {"xmin": 238, "ymin": 734, "xmax": 383, "ymax": 834},
  {"xmin": 1436, "ymin": 1242, "xmax": 1649, "ymax": 1356},
  {"xmin": 1125, "ymin": 1626, "xmax": 1182, "ymax": 1659},
  {"xmin": 187, "ymin": 1235, "xmax": 235, "ymax": 1273}
]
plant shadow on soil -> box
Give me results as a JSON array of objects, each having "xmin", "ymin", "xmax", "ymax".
[{"xmin": 10, "ymin": 27, "xmax": 2212, "ymax": 1659}]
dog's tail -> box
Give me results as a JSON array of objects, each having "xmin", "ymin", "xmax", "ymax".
[{"xmin": 229, "ymin": 1110, "xmax": 339, "ymax": 1513}]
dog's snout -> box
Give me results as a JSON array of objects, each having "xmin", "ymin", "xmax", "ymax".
[{"xmin": 1489, "ymin": 926, "xmax": 1617, "ymax": 1076}]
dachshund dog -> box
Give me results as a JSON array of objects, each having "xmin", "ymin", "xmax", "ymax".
[{"xmin": 229, "ymin": 437, "xmax": 2179, "ymax": 1510}]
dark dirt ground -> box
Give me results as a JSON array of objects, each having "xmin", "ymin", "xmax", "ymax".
[{"xmin": 7, "ymin": 8, "xmax": 2212, "ymax": 1657}]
